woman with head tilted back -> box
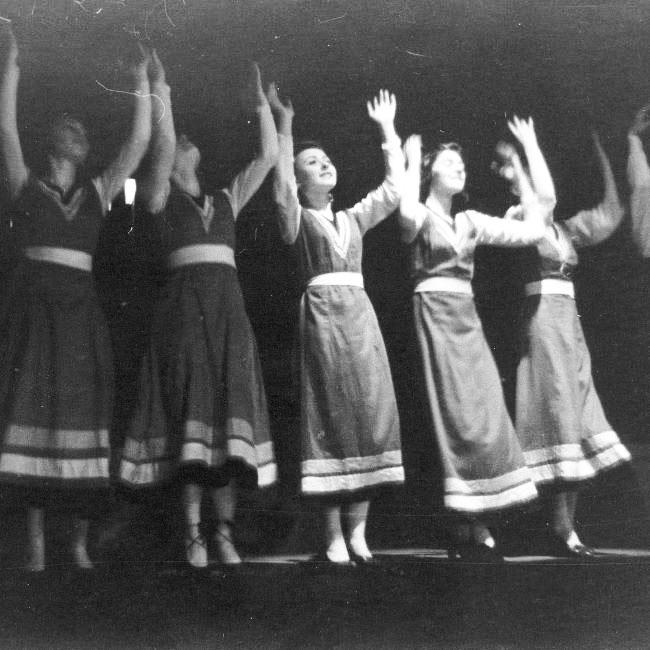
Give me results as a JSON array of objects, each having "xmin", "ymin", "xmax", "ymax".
[
  {"xmin": 118, "ymin": 58, "xmax": 278, "ymax": 569},
  {"xmin": 498, "ymin": 118, "xmax": 630, "ymax": 557},
  {"xmin": 268, "ymin": 86, "xmax": 405, "ymax": 564},
  {"xmin": 399, "ymin": 129, "xmax": 546, "ymax": 561},
  {"xmin": 0, "ymin": 24, "xmax": 151, "ymax": 571}
]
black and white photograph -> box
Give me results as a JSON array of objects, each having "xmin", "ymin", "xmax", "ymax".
[{"xmin": 0, "ymin": 1, "xmax": 648, "ymax": 648}]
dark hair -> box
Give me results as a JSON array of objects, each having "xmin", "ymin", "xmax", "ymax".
[
  {"xmin": 293, "ymin": 140, "xmax": 334, "ymax": 208},
  {"xmin": 421, "ymin": 142, "xmax": 468, "ymax": 209},
  {"xmin": 293, "ymin": 139, "xmax": 327, "ymax": 158}
]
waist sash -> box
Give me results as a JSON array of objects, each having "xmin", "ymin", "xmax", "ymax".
[
  {"xmin": 414, "ymin": 276, "xmax": 473, "ymax": 294},
  {"xmin": 168, "ymin": 244, "xmax": 236, "ymax": 270},
  {"xmin": 525, "ymin": 279, "xmax": 575, "ymax": 298},
  {"xmin": 24, "ymin": 246, "xmax": 92, "ymax": 272},
  {"xmin": 307, "ymin": 272, "xmax": 364, "ymax": 288}
]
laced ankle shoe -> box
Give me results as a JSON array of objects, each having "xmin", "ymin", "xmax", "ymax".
[
  {"xmin": 212, "ymin": 522, "xmax": 242, "ymax": 565},
  {"xmin": 185, "ymin": 533, "xmax": 208, "ymax": 569}
]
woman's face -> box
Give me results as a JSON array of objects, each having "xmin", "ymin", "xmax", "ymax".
[
  {"xmin": 429, "ymin": 148, "xmax": 466, "ymax": 196},
  {"xmin": 174, "ymin": 134, "xmax": 201, "ymax": 172},
  {"xmin": 49, "ymin": 117, "xmax": 90, "ymax": 165},
  {"xmin": 294, "ymin": 147, "xmax": 337, "ymax": 193}
]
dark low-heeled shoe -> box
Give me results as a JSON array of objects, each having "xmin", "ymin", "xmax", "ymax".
[
  {"xmin": 548, "ymin": 536, "xmax": 597, "ymax": 559},
  {"xmin": 447, "ymin": 542, "xmax": 504, "ymax": 563}
]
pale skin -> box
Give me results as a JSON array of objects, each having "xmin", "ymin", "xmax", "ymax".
[
  {"xmin": 0, "ymin": 25, "xmax": 152, "ymax": 571},
  {"xmin": 268, "ymin": 87, "xmax": 399, "ymax": 563},
  {"xmin": 139, "ymin": 58, "xmax": 277, "ymax": 569}
]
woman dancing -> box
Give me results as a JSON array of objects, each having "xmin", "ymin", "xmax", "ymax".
[
  {"xmin": 399, "ymin": 130, "xmax": 545, "ymax": 560},
  {"xmin": 268, "ymin": 86, "xmax": 404, "ymax": 564},
  {"xmin": 119, "ymin": 58, "xmax": 277, "ymax": 569},
  {"xmin": 0, "ymin": 25, "xmax": 152, "ymax": 570},
  {"xmin": 502, "ymin": 117, "xmax": 631, "ymax": 556}
]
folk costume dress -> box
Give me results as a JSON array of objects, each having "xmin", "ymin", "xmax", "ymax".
[
  {"xmin": 273, "ymin": 133, "xmax": 405, "ymax": 496},
  {"xmin": 119, "ymin": 172, "xmax": 276, "ymax": 489},
  {"xmin": 0, "ymin": 174, "xmax": 113, "ymax": 509},
  {"xmin": 515, "ymin": 206, "xmax": 631, "ymax": 485},
  {"xmin": 405, "ymin": 201, "xmax": 544, "ymax": 514}
]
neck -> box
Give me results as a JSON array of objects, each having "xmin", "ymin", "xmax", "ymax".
[
  {"xmin": 426, "ymin": 191, "xmax": 454, "ymax": 218},
  {"xmin": 45, "ymin": 156, "xmax": 77, "ymax": 193},
  {"xmin": 301, "ymin": 187, "xmax": 331, "ymax": 211},
  {"xmin": 171, "ymin": 168, "xmax": 201, "ymax": 198}
]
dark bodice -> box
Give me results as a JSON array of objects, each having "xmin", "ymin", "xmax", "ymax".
[{"xmin": 10, "ymin": 175, "xmax": 104, "ymax": 254}]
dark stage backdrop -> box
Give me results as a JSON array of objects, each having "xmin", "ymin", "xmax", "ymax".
[{"xmin": 1, "ymin": 1, "xmax": 648, "ymax": 527}]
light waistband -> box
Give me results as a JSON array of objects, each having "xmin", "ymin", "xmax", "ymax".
[
  {"xmin": 415, "ymin": 277, "xmax": 473, "ymax": 294},
  {"xmin": 24, "ymin": 246, "xmax": 92, "ymax": 272},
  {"xmin": 525, "ymin": 279, "xmax": 575, "ymax": 298},
  {"xmin": 308, "ymin": 272, "xmax": 364, "ymax": 288},
  {"xmin": 168, "ymin": 244, "xmax": 235, "ymax": 270}
]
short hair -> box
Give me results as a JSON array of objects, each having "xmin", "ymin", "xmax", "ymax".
[
  {"xmin": 293, "ymin": 139, "xmax": 327, "ymax": 159},
  {"xmin": 420, "ymin": 142, "xmax": 468, "ymax": 208}
]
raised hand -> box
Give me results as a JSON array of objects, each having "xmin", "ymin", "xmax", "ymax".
[
  {"xmin": 129, "ymin": 41, "xmax": 151, "ymax": 80},
  {"xmin": 148, "ymin": 48, "xmax": 166, "ymax": 84},
  {"xmin": 241, "ymin": 61, "xmax": 268, "ymax": 115},
  {"xmin": 367, "ymin": 89, "xmax": 397, "ymax": 127},
  {"xmin": 266, "ymin": 82, "xmax": 294, "ymax": 120},
  {"xmin": 0, "ymin": 21, "xmax": 17, "ymax": 65},
  {"xmin": 508, "ymin": 115, "xmax": 538, "ymax": 148},
  {"xmin": 630, "ymin": 104, "xmax": 650, "ymax": 137}
]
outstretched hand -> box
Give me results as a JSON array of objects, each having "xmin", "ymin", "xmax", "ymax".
[
  {"xmin": 630, "ymin": 105, "xmax": 650, "ymax": 136},
  {"xmin": 128, "ymin": 41, "xmax": 151, "ymax": 79},
  {"xmin": 367, "ymin": 89, "xmax": 396, "ymax": 127},
  {"xmin": 266, "ymin": 82, "xmax": 294, "ymax": 120},
  {"xmin": 241, "ymin": 62, "xmax": 268, "ymax": 114},
  {"xmin": 507, "ymin": 115, "xmax": 537, "ymax": 147}
]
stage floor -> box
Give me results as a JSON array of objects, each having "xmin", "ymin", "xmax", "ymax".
[{"xmin": 2, "ymin": 547, "xmax": 649, "ymax": 649}]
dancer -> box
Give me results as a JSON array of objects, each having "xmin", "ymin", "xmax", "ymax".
[
  {"xmin": 399, "ymin": 130, "xmax": 546, "ymax": 560},
  {"xmin": 501, "ymin": 117, "xmax": 631, "ymax": 556},
  {"xmin": 268, "ymin": 86, "xmax": 404, "ymax": 564},
  {"xmin": 0, "ymin": 25, "xmax": 152, "ymax": 570},
  {"xmin": 628, "ymin": 104, "xmax": 650, "ymax": 257},
  {"xmin": 119, "ymin": 58, "xmax": 277, "ymax": 569}
]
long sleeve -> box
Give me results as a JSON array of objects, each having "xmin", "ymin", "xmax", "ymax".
[
  {"xmin": 470, "ymin": 207, "xmax": 546, "ymax": 247},
  {"xmin": 223, "ymin": 104, "xmax": 278, "ymax": 219},
  {"xmin": 627, "ymin": 133, "xmax": 650, "ymax": 256},
  {"xmin": 346, "ymin": 135, "xmax": 404, "ymax": 235},
  {"xmin": 271, "ymin": 132, "xmax": 301, "ymax": 244},
  {"xmin": 561, "ymin": 204, "xmax": 624, "ymax": 249}
]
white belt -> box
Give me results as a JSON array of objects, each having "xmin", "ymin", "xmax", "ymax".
[
  {"xmin": 168, "ymin": 244, "xmax": 235, "ymax": 270},
  {"xmin": 525, "ymin": 279, "xmax": 575, "ymax": 298},
  {"xmin": 308, "ymin": 272, "xmax": 364, "ymax": 288},
  {"xmin": 415, "ymin": 277, "xmax": 473, "ymax": 294},
  {"xmin": 24, "ymin": 246, "xmax": 92, "ymax": 272}
]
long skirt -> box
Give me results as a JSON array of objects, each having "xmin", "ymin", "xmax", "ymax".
[
  {"xmin": 516, "ymin": 294, "xmax": 630, "ymax": 485},
  {"xmin": 0, "ymin": 260, "xmax": 112, "ymax": 511},
  {"xmin": 413, "ymin": 291, "xmax": 537, "ymax": 514},
  {"xmin": 119, "ymin": 264, "xmax": 276, "ymax": 488},
  {"xmin": 299, "ymin": 285, "xmax": 404, "ymax": 495}
]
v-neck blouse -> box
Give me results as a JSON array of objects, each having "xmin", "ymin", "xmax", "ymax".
[
  {"xmin": 10, "ymin": 174, "xmax": 106, "ymax": 254},
  {"xmin": 409, "ymin": 205, "xmax": 546, "ymax": 284}
]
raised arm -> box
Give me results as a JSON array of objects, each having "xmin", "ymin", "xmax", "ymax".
[
  {"xmin": 0, "ymin": 24, "xmax": 28, "ymax": 200},
  {"xmin": 346, "ymin": 89, "xmax": 405, "ymax": 234},
  {"xmin": 627, "ymin": 105, "xmax": 650, "ymax": 256},
  {"xmin": 508, "ymin": 115, "xmax": 556, "ymax": 211},
  {"xmin": 224, "ymin": 63, "xmax": 278, "ymax": 220},
  {"xmin": 563, "ymin": 133, "xmax": 624, "ymax": 248},
  {"xmin": 399, "ymin": 134, "xmax": 427, "ymax": 243},
  {"xmin": 267, "ymin": 83, "xmax": 300, "ymax": 244},
  {"xmin": 95, "ymin": 44, "xmax": 152, "ymax": 210},
  {"xmin": 136, "ymin": 49, "xmax": 175, "ymax": 215},
  {"xmin": 474, "ymin": 150, "xmax": 547, "ymax": 246}
]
